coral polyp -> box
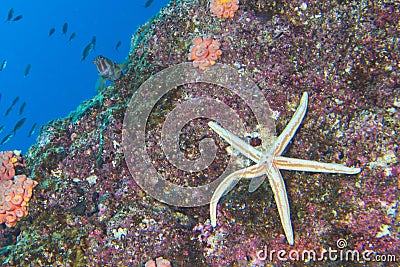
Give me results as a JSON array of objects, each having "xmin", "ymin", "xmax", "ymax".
[
  {"xmin": 210, "ymin": 0, "xmax": 239, "ymax": 18},
  {"xmin": 189, "ymin": 36, "xmax": 222, "ymax": 70}
]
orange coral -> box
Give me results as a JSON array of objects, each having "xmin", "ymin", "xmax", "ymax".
[
  {"xmin": 210, "ymin": 0, "xmax": 239, "ymax": 18},
  {"xmin": 0, "ymin": 174, "xmax": 37, "ymax": 227},
  {"xmin": 189, "ymin": 37, "xmax": 222, "ymax": 70},
  {"xmin": 0, "ymin": 151, "xmax": 37, "ymax": 227}
]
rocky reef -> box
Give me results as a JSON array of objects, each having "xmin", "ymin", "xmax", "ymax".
[{"xmin": 0, "ymin": 0, "xmax": 398, "ymax": 266}]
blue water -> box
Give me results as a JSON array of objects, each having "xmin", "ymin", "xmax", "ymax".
[{"xmin": 0, "ymin": 0, "xmax": 170, "ymax": 153}]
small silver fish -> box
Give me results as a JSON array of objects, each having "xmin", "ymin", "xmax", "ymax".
[
  {"xmin": 5, "ymin": 97, "xmax": 19, "ymax": 116},
  {"xmin": 5, "ymin": 106, "xmax": 12, "ymax": 116},
  {"xmin": 28, "ymin": 123, "xmax": 37, "ymax": 137},
  {"xmin": 62, "ymin": 22, "xmax": 68, "ymax": 35},
  {"xmin": 81, "ymin": 42, "xmax": 94, "ymax": 61},
  {"xmin": 6, "ymin": 8, "xmax": 14, "ymax": 22},
  {"xmin": 91, "ymin": 36, "xmax": 97, "ymax": 48},
  {"xmin": 49, "ymin": 28, "xmax": 55, "ymax": 36},
  {"xmin": 0, "ymin": 133, "xmax": 14, "ymax": 146},
  {"xmin": 19, "ymin": 102, "xmax": 26, "ymax": 115},
  {"xmin": 68, "ymin": 32, "xmax": 76, "ymax": 42},
  {"xmin": 115, "ymin": 41, "xmax": 122, "ymax": 51},
  {"xmin": 145, "ymin": 0, "xmax": 155, "ymax": 8},
  {"xmin": 11, "ymin": 96, "xmax": 19, "ymax": 106},
  {"xmin": 0, "ymin": 60, "xmax": 7, "ymax": 71},
  {"xmin": 12, "ymin": 15, "xmax": 23, "ymax": 22},
  {"xmin": 24, "ymin": 64, "xmax": 31, "ymax": 77},
  {"xmin": 13, "ymin": 118, "xmax": 26, "ymax": 133}
]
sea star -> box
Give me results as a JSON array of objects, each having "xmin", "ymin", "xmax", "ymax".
[{"xmin": 208, "ymin": 92, "xmax": 361, "ymax": 245}]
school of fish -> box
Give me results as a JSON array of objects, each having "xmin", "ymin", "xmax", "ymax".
[{"xmin": 0, "ymin": 1, "xmax": 155, "ymax": 148}]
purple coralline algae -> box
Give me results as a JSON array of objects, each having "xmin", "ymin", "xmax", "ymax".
[{"xmin": 0, "ymin": 0, "xmax": 399, "ymax": 266}]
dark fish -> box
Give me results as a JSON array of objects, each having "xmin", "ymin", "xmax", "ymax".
[
  {"xmin": 19, "ymin": 102, "xmax": 26, "ymax": 115},
  {"xmin": 5, "ymin": 96, "xmax": 19, "ymax": 116},
  {"xmin": 13, "ymin": 118, "xmax": 26, "ymax": 133},
  {"xmin": 115, "ymin": 41, "xmax": 122, "ymax": 51},
  {"xmin": 0, "ymin": 133, "xmax": 14, "ymax": 146},
  {"xmin": 5, "ymin": 106, "xmax": 12, "ymax": 116},
  {"xmin": 144, "ymin": 0, "xmax": 155, "ymax": 8},
  {"xmin": 49, "ymin": 28, "xmax": 55, "ymax": 36},
  {"xmin": 0, "ymin": 60, "xmax": 7, "ymax": 71},
  {"xmin": 11, "ymin": 96, "xmax": 20, "ymax": 106},
  {"xmin": 93, "ymin": 55, "xmax": 127, "ymax": 91},
  {"xmin": 24, "ymin": 64, "xmax": 31, "ymax": 77},
  {"xmin": 27, "ymin": 123, "xmax": 37, "ymax": 137},
  {"xmin": 12, "ymin": 15, "xmax": 23, "ymax": 22},
  {"xmin": 68, "ymin": 32, "xmax": 76, "ymax": 42},
  {"xmin": 91, "ymin": 36, "xmax": 97, "ymax": 49},
  {"xmin": 93, "ymin": 55, "xmax": 124, "ymax": 81},
  {"xmin": 62, "ymin": 22, "xmax": 68, "ymax": 35},
  {"xmin": 81, "ymin": 42, "xmax": 94, "ymax": 62},
  {"xmin": 6, "ymin": 8, "xmax": 14, "ymax": 21}
]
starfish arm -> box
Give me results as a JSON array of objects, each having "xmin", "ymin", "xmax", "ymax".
[
  {"xmin": 210, "ymin": 170, "xmax": 243, "ymax": 228},
  {"xmin": 274, "ymin": 156, "xmax": 361, "ymax": 174},
  {"xmin": 210, "ymin": 163, "xmax": 267, "ymax": 227},
  {"xmin": 267, "ymin": 164, "xmax": 294, "ymax": 245},
  {"xmin": 273, "ymin": 92, "xmax": 308, "ymax": 156},
  {"xmin": 208, "ymin": 121, "xmax": 262, "ymax": 163}
]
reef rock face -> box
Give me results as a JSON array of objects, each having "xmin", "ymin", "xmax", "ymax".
[{"xmin": 0, "ymin": 0, "xmax": 399, "ymax": 266}]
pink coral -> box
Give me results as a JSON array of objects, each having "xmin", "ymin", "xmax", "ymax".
[
  {"xmin": 210, "ymin": 0, "xmax": 239, "ymax": 18},
  {"xmin": 0, "ymin": 151, "xmax": 24, "ymax": 181},
  {"xmin": 0, "ymin": 151, "xmax": 37, "ymax": 227},
  {"xmin": 189, "ymin": 37, "xmax": 222, "ymax": 70},
  {"xmin": 145, "ymin": 257, "xmax": 172, "ymax": 267}
]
